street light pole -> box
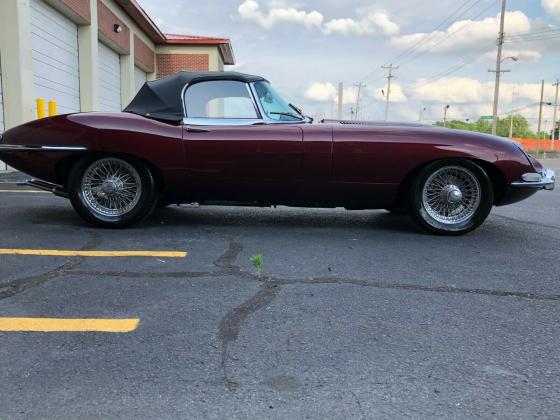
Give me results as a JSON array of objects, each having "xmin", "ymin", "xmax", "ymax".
[
  {"xmin": 382, "ymin": 64, "xmax": 398, "ymax": 121},
  {"xmin": 509, "ymin": 85, "xmax": 515, "ymax": 139},
  {"xmin": 353, "ymin": 82, "xmax": 366, "ymax": 120},
  {"xmin": 491, "ymin": 0, "xmax": 507, "ymax": 136},
  {"xmin": 337, "ymin": 82, "xmax": 344, "ymax": 120},
  {"xmin": 553, "ymin": 79, "xmax": 559, "ymax": 141},
  {"xmin": 418, "ymin": 107, "xmax": 426, "ymax": 123},
  {"xmin": 443, "ymin": 105, "xmax": 450, "ymax": 128},
  {"xmin": 537, "ymin": 79, "xmax": 545, "ymax": 135}
]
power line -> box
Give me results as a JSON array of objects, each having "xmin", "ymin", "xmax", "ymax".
[
  {"xmin": 504, "ymin": 32, "xmax": 560, "ymax": 43},
  {"xmin": 397, "ymin": 0, "xmax": 500, "ymax": 67},
  {"xmin": 390, "ymin": 0, "xmax": 486, "ymax": 65},
  {"xmin": 403, "ymin": 51, "xmax": 486, "ymax": 90},
  {"xmin": 504, "ymin": 27, "xmax": 560, "ymax": 42},
  {"xmin": 357, "ymin": 0, "xmax": 489, "ymax": 84}
]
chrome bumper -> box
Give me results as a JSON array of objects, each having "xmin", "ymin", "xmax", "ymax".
[{"xmin": 511, "ymin": 169, "xmax": 555, "ymax": 190}]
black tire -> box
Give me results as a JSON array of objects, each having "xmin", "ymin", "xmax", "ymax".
[
  {"xmin": 68, "ymin": 155, "xmax": 158, "ymax": 228},
  {"xmin": 408, "ymin": 159, "xmax": 494, "ymax": 236}
]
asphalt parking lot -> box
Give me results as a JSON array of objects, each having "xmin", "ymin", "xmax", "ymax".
[{"xmin": 0, "ymin": 160, "xmax": 559, "ymax": 419}]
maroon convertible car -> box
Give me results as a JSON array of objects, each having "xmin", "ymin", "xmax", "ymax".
[{"xmin": 0, "ymin": 71, "xmax": 555, "ymax": 235}]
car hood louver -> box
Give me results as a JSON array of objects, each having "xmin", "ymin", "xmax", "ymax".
[{"xmin": 321, "ymin": 119, "xmax": 426, "ymax": 128}]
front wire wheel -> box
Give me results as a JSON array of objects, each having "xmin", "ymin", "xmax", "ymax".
[
  {"xmin": 81, "ymin": 158, "xmax": 143, "ymax": 219},
  {"xmin": 69, "ymin": 156, "xmax": 158, "ymax": 228},
  {"xmin": 410, "ymin": 160, "xmax": 494, "ymax": 235}
]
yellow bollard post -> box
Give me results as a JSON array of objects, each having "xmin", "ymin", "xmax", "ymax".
[
  {"xmin": 36, "ymin": 98, "xmax": 46, "ymax": 119},
  {"xmin": 48, "ymin": 100, "xmax": 57, "ymax": 117}
]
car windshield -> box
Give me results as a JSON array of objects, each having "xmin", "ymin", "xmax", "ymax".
[{"xmin": 254, "ymin": 81, "xmax": 303, "ymax": 122}]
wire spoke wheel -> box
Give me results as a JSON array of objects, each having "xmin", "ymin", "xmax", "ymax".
[
  {"xmin": 81, "ymin": 158, "xmax": 142, "ymax": 218},
  {"xmin": 421, "ymin": 165, "xmax": 481, "ymax": 225}
]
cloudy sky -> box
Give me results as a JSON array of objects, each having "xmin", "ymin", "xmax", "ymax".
[{"xmin": 138, "ymin": 0, "xmax": 560, "ymax": 129}]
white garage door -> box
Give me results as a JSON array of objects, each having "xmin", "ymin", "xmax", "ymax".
[
  {"xmin": 134, "ymin": 66, "xmax": 147, "ymax": 95},
  {"xmin": 0, "ymin": 59, "xmax": 5, "ymax": 170},
  {"xmin": 99, "ymin": 43, "xmax": 122, "ymax": 112},
  {"xmin": 0, "ymin": 60, "xmax": 4, "ymax": 134},
  {"xmin": 31, "ymin": 0, "xmax": 80, "ymax": 115}
]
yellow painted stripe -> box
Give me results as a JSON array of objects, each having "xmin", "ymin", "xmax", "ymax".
[
  {"xmin": 0, "ymin": 249, "xmax": 187, "ymax": 258},
  {"xmin": 0, "ymin": 317, "xmax": 140, "ymax": 332},
  {"xmin": 0, "ymin": 189, "xmax": 49, "ymax": 193}
]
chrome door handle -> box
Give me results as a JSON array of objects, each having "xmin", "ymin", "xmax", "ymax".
[{"xmin": 186, "ymin": 127, "xmax": 210, "ymax": 133}]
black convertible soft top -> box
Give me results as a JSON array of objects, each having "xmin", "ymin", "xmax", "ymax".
[{"xmin": 124, "ymin": 71, "xmax": 266, "ymax": 122}]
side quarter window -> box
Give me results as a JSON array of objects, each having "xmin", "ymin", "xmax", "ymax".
[{"xmin": 184, "ymin": 80, "xmax": 259, "ymax": 119}]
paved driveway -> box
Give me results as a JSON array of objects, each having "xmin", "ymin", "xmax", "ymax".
[{"xmin": 0, "ymin": 160, "xmax": 559, "ymax": 419}]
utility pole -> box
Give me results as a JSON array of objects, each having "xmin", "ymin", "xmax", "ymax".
[
  {"xmin": 382, "ymin": 64, "xmax": 398, "ymax": 121},
  {"xmin": 509, "ymin": 85, "xmax": 515, "ymax": 139},
  {"xmin": 443, "ymin": 105, "xmax": 450, "ymax": 128},
  {"xmin": 553, "ymin": 79, "xmax": 559, "ymax": 141},
  {"xmin": 537, "ymin": 79, "xmax": 545, "ymax": 135},
  {"xmin": 491, "ymin": 0, "xmax": 507, "ymax": 135},
  {"xmin": 353, "ymin": 82, "xmax": 366, "ymax": 120},
  {"xmin": 337, "ymin": 82, "xmax": 344, "ymax": 119}
]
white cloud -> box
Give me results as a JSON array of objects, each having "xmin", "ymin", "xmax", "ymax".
[
  {"xmin": 391, "ymin": 11, "xmax": 531, "ymax": 53},
  {"xmin": 372, "ymin": 84, "xmax": 407, "ymax": 103},
  {"xmin": 237, "ymin": 1, "xmax": 398, "ymax": 37},
  {"xmin": 324, "ymin": 11, "xmax": 399, "ymax": 36},
  {"xmin": 483, "ymin": 49, "xmax": 542, "ymax": 62},
  {"xmin": 305, "ymin": 82, "xmax": 337, "ymax": 101},
  {"xmin": 304, "ymin": 83, "xmax": 364, "ymax": 105},
  {"xmin": 238, "ymin": 0, "xmax": 323, "ymax": 29},
  {"xmin": 410, "ymin": 77, "xmax": 491, "ymax": 104},
  {"xmin": 542, "ymin": 0, "xmax": 560, "ymax": 20},
  {"xmin": 304, "ymin": 81, "xmax": 408, "ymax": 107},
  {"xmin": 407, "ymin": 77, "xmax": 557, "ymax": 106}
]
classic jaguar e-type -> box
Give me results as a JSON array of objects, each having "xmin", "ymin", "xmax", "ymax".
[{"xmin": 0, "ymin": 71, "xmax": 555, "ymax": 235}]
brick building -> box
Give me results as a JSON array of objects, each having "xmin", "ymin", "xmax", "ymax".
[{"xmin": 0, "ymin": 0, "xmax": 235, "ymax": 170}]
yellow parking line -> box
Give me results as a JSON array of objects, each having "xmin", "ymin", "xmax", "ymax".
[
  {"xmin": 0, "ymin": 189, "xmax": 49, "ymax": 193},
  {"xmin": 0, "ymin": 317, "xmax": 140, "ymax": 332},
  {"xmin": 0, "ymin": 249, "xmax": 187, "ymax": 258}
]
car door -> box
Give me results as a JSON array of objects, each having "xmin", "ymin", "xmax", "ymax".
[{"xmin": 182, "ymin": 80, "xmax": 303, "ymax": 202}]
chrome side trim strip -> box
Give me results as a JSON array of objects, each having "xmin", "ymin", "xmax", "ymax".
[
  {"xmin": 182, "ymin": 117, "xmax": 264, "ymax": 126},
  {"xmin": 41, "ymin": 146, "xmax": 87, "ymax": 151},
  {"xmin": 0, "ymin": 145, "xmax": 87, "ymax": 151}
]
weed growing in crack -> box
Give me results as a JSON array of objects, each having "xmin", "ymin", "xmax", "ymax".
[{"xmin": 250, "ymin": 254, "xmax": 263, "ymax": 275}]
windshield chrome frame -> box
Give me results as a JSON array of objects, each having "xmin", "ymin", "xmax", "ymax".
[{"xmin": 248, "ymin": 82, "xmax": 305, "ymax": 124}]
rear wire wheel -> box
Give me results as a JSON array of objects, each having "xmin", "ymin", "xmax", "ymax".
[
  {"xmin": 69, "ymin": 156, "xmax": 158, "ymax": 228},
  {"xmin": 409, "ymin": 160, "xmax": 494, "ymax": 235}
]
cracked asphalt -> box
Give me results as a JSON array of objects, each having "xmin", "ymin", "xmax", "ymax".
[{"xmin": 0, "ymin": 159, "xmax": 559, "ymax": 419}]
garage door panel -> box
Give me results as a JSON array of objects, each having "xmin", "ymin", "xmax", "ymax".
[
  {"xmin": 134, "ymin": 66, "xmax": 147, "ymax": 94},
  {"xmin": 0, "ymin": 60, "xmax": 5, "ymax": 170},
  {"xmin": 0, "ymin": 68, "xmax": 4, "ymax": 133},
  {"xmin": 31, "ymin": 0, "xmax": 80, "ymax": 115},
  {"xmin": 98, "ymin": 43, "xmax": 122, "ymax": 112},
  {"xmin": 31, "ymin": 0, "xmax": 78, "ymax": 40},
  {"xmin": 31, "ymin": 35, "xmax": 80, "ymax": 73}
]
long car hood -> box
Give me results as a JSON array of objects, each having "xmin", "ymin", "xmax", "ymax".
[{"xmin": 320, "ymin": 118, "xmax": 520, "ymax": 149}]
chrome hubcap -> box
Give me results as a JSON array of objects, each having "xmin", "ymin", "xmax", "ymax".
[
  {"xmin": 81, "ymin": 158, "xmax": 142, "ymax": 218},
  {"xmin": 422, "ymin": 166, "xmax": 481, "ymax": 225}
]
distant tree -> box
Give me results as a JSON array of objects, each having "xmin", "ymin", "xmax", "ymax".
[{"xmin": 435, "ymin": 115, "xmax": 537, "ymax": 138}]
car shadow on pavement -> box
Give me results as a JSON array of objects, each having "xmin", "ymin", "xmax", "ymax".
[{"xmin": 144, "ymin": 206, "xmax": 424, "ymax": 234}]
